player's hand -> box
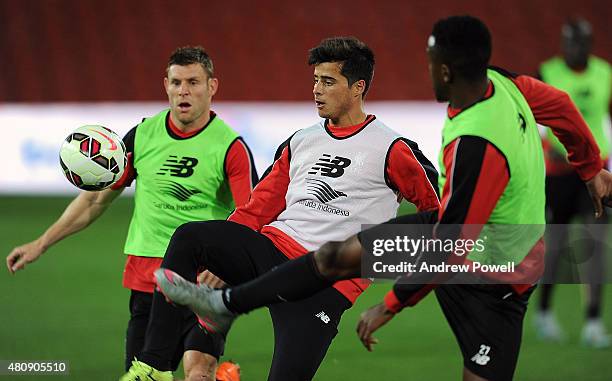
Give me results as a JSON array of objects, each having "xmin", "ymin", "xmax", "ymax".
[
  {"xmin": 6, "ymin": 240, "xmax": 45, "ymax": 274},
  {"xmin": 197, "ymin": 270, "xmax": 226, "ymax": 288},
  {"xmin": 585, "ymin": 169, "xmax": 612, "ymax": 218},
  {"xmin": 356, "ymin": 302, "xmax": 395, "ymax": 352}
]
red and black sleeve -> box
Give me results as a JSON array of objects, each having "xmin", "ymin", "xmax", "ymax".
[
  {"xmin": 111, "ymin": 126, "xmax": 137, "ymax": 189},
  {"xmin": 384, "ymin": 136, "xmax": 510, "ymax": 312},
  {"xmin": 227, "ymin": 135, "xmax": 293, "ymax": 231},
  {"xmin": 224, "ymin": 137, "xmax": 259, "ymax": 207},
  {"xmin": 386, "ymin": 138, "xmax": 440, "ymax": 211}
]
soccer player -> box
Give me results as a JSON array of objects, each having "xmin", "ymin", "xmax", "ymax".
[
  {"xmin": 121, "ymin": 36, "xmax": 440, "ymax": 381},
  {"xmin": 534, "ymin": 18, "xmax": 611, "ymax": 347},
  {"xmin": 6, "ymin": 46, "xmax": 257, "ymax": 381},
  {"xmin": 156, "ymin": 17, "xmax": 612, "ymax": 381}
]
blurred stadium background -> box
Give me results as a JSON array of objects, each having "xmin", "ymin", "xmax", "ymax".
[{"xmin": 1, "ymin": 0, "xmax": 611, "ymax": 379}]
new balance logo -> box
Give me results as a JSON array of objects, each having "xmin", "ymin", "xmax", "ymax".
[
  {"xmin": 577, "ymin": 88, "xmax": 591, "ymax": 99},
  {"xmin": 471, "ymin": 344, "xmax": 491, "ymax": 365},
  {"xmin": 157, "ymin": 155, "xmax": 199, "ymax": 177},
  {"xmin": 157, "ymin": 179, "xmax": 202, "ymax": 201},
  {"xmin": 518, "ymin": 113, "xmax": 526, "ymax": 134},
  {"xmin": 315, "ymin": 311, "xmax": 330, "ymax": 324},
  {"xmin": 308, "ymin": 154, "xmax": 351, "ymax": 178},
  {"xmin": 306, "ymin": 178, "xmax": 347, "ymax": 203}
]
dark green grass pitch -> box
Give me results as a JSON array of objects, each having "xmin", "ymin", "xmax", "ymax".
[{"xmin": 1, "ymin": 197, "xmax": 610, "ymax": 380}]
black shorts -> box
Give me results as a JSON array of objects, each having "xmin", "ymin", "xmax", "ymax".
[
  {"xmin": 160, "ymin": 220, "xmax": 352, "ymax": 380},
  {"xmin": 125, "ymin": 290, "xmax": 224, "ymax": 371},
  {"xmin": 546, "ymin": 172, "xmax": 595, "ymax": 223},
  {"xmin": 435, "ymin": 284, "xmax": 535, "ymax": 381}
]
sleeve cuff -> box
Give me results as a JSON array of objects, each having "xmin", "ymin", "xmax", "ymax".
[
  {"xmin": 574, "ymin": 158, "xmax": 603, "ymax": 182},
  {"xmin": 111, "ymin": 152, "xmax": 135, "ymax": 189},
  {"xmin": 383, "ymin": 290, "xmax": 404, "ymax": 314}
]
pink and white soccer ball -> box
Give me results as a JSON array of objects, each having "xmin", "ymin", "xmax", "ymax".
[{"xmin": 59, "ymin": 125, "xmax": 127, "ymax": 191}]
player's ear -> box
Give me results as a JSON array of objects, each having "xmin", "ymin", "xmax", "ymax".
[
  {"xmin": 353, "ymin": 79, "xmax": 366, "ymax": 98},
  {"xmin": 441, "ymin": 64, "xmax": 452, "ymax": 84},
  {"xmin": 163, "ymin": 77, "xmax": 170, "ymax": 95},
  {"xmin": 208, "ymin": 77, "xmax": 219, "ymax": 97}
]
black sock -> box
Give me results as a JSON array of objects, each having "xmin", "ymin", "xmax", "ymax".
[
  {"xmin": 138, "ymin": 291, "xmax": 186, "ymax": 371},
  {"xmin": 539, "ymin": 284, "xmax": 553, "ymax": 311},
  {"xmin": 587, "ymin": 304, "xmax": 601, "ymax": 319},
  {"xmin": 586, "ymin": 284, "xmax": 602, "ymax": 319},
  {"xmin": 225, "ymin": 253, "xmax": 333, "ymax": 314}
]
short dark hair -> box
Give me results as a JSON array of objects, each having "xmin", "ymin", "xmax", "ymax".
[
  {"xmin": 562, "ymin": 18, "xmax": 592, "ymax": 40},
  {"xmin": 167, "ymin": 46, "xmax": 214, "ymax": 78},
  {"xmin": 430, "ymin": 16, "xmax": 491, "ymax": 81},
  {"xmin": 308, "ymin": 37, "xmax": 375, "ymax": 96}
]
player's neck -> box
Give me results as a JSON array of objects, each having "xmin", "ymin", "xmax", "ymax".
[
  {"xmin": 565, "ymin": 60, "xmax": 588, "ymax": 73},
  {"xmin": 329, "ymin": 108, "xmax": 367, "ymax": 128},
  {"xmin": 170, "ymin": 111, "xmax": 211, "ymax": 134},
  {"xmin": 449, "ymin": 78, "xmax": 490, "ymax": 110}
]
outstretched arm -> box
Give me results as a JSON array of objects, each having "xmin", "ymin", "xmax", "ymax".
[
  {"xmin": 7, "ymin": 125, "xmax": 139, "ymax": 274},
  {"xmin": 6, "ymin": 187, "xmax": 124, "ymax": 273}
]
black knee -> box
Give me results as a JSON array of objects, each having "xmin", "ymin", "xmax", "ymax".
[
  {"xmin": 314, "ymin": 241, "xmax": 346, "ymax": 279},
  {"xmin": 315, "ymin": 236, "xmax": 362, "ymax": 279},
  {"xmin": 171, "ymin": 221, "xmax": 205, "ymax": 246},
  {"xmin": 162, "ymin": 221, "xmax": 213, "ymax": 276}
]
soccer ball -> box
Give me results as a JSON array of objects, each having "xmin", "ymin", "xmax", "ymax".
[{"xmin": 59, "ymin": 125, "xmax": 127, "ymax": 191}]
